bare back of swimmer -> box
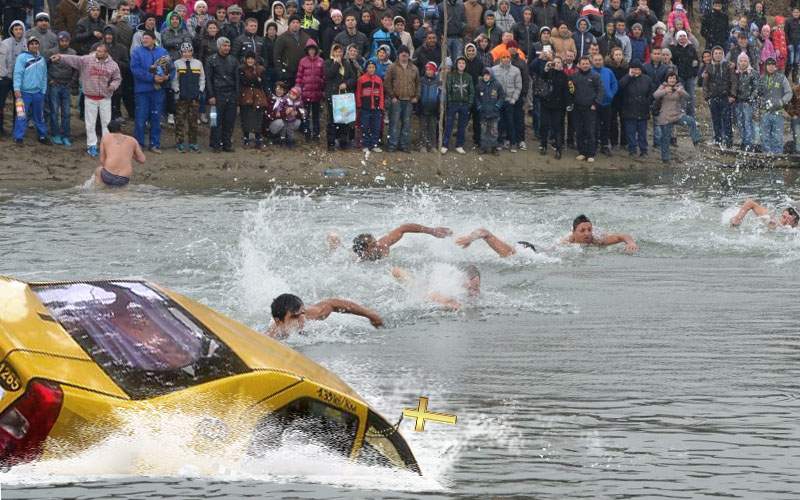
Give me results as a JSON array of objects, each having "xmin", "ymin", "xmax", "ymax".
[{"xmin": 95, "ymin": 120, "xmax": 146, "ymax": 187}]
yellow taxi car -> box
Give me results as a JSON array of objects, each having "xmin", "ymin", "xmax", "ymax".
[{"xmin": 0, "ymin": 277, "xmax": 419, "ymax": 473}]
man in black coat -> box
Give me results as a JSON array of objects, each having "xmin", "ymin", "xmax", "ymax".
[
  {"xmin": 701, "ymin": 0, "xmax": 729, "ymax": 50},
  {"xmin": 570, "ymin": 55, "xmax": 604, "ymax": 162},
  {"xmin": 205, "ymin": 37, "xmax": 240, "ymax": 152},
  {"xmin": 618, "ymin": 61, "xmax": 653, "ymax": 156}
]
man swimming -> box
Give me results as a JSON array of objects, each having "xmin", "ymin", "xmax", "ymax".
[
  {"xmin": 265, "ymin": 293, "xmax": 384, "ymax": 340},
  {"xmin": 95, "ymin": 119, "xmax": 146, "ymax": 187},
  {"xmin": 329, "ymin": 223, "xmax": 453, "ymax": 261},
  {"xmin": 730, "ymin": 198, "xmax": 799, "ymax": 228},
  {"xmin": 391, "ymin": 264, "xmax": 481, "ymax": 311},
  {"xmin": 456, "ymin": 214, "xmax": 638, "ymax": 255}
]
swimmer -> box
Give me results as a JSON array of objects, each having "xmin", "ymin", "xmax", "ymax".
[
  {"xmin": 329, "ymin": 224, "xmax": 453, "ymax": 261},
  {"xmin": 391, "ymin": 264, "xmax": 480, "ymax": 310},
  {"xmin": 562, "ymin": 215, "xmax": 638, "ymax": 252},
  {"xmin": 729, "ymin": 198, "xmax": 799, "ymax": 228},
  {"xmin": 455, "ymin": 228, "xmax": 521, "ymax": 257},
  {"xmin": 265, "ymin": 293, "xmax": 384, "ymax": 340},
  {"xmin": 94, "ymin": 119, "xmax": 146, "ymax": 187}
]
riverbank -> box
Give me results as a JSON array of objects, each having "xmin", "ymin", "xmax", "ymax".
[{"xmin": 0, "ymin": 131, "xmax": 702, "ymax": 191}]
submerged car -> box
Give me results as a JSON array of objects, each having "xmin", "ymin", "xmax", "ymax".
[{"xmin": 0, "ymin": 277, "xmax": 419, "ymax": 473}]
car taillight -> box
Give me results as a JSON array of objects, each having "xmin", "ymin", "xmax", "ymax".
[{"xmin": 0, "ymin": 380, "xmax": 63, "ymax": 467}]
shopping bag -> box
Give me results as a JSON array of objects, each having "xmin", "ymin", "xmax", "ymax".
[{"xmin": 332, "ymin": 93, "xmax": 356, "ymax": 124}]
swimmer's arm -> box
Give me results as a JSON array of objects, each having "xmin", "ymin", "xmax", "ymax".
[
  {"xmin": 133, "ymin": 141, "xmax": 146, "ymax": 164},
  {"xmin": 428, "ymin": 292, "xmax": 462, "ymax": 311},
  {"xmin": 326, "ymin": 231, "xmax": 342, "ymax": 251},
  {"xmin": 456, "ymin": 228, "xmax": 516, "ymax": 257},
  {"xmin": 377, "ymin": 223, "xmax": 453, "ymax": 251},
  {"xmin": 306, "ymin": 299, "xmax": 384, "ymax": 328},
  {"xmin": 597, "ymin": 233, "xmax": 638, "ymax": 253},
  {"xmin": 730, "ymin": 198, "xmax": 769, "ymax": 226},
  {"xmin": 391, "ymin": 266, "xmax": 412, "ymax": 283}
]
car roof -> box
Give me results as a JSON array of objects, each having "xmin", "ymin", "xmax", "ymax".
[{"xmin": 0, "ymin": 277, "xmax": 364, "ymax": 403}]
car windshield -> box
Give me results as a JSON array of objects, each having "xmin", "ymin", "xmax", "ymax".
[
  {"xmin": 32, "ymin": 281, "xmax": 248, "ymax": 399},
  {"xmin": 360, "ymin": 410, "xmax": 420, "ymax": 473}
]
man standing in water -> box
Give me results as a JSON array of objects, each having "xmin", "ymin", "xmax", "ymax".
[
  {"xmin": 730, "ymin": 199, "xmax": 799, "ymax": 229},
  {"xmin": 329, "ymin": 223, "xmax": 453, "ymax": 261},
  {"xmin": 94, "ymin": 119, "xmax": 146, "ymax": 187},
  {"xmin": 266, "ymin": 293, "xmax": 383, "ymax": 340},
  {"xmin": 456, "ymin": 214, "xmax": 639, "ymax": 255}
]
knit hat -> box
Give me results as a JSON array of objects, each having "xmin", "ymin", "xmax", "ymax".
[
  {"xmin": 629, "ymin": 60, "xmax": 643, "ymax": 69},
  {"xmin": 217, "ymin": 36, "xmax": 230, "ymax": 48},
  {"xmin": 87, "ymin": 1, "xmax": 100, "ymax": 11},
  {"xmin": 244, "ymin": 50, "xmax": 256, "ymax": 59},
  {"xmin": 393, "ymin": 15, "xmax": 405, "ymax": 24},
  {"xmin": 27, "ymin": 36, "xmax": 40, "ymax": 45},
  {"xmin": 142, "ymin": 29, "xmax": 157, "ymax": 39},
  {"xmin": 540, "ymin": 26, "xmax": 551, "ymax": 33},
  {"xmin": 58, "ymin": 31, "xmax": 71, "ymax": 40},
  {"xmin": 653, "ymin": 21, "xmax": 666, "ymax": 33},
  {"xmin": 194, "ymin": 0, "xmax": 208, "ymax": 8},
  {"xmin": 455, "ymin": 55, "xmax": 467, "ymax": 65},
  {"xmin": 631, "ymin": 22, "xmax": 642, "ymax": 31},
  {"xmin": 289, "ymin": 14, "xmax": 301, "ymax": 23},
  {"xmin": 289, "ymin": 86, "xmax": 302, "ymax": 97},
  {"xmin": 482, "ymin": 67, "xmax": 492, "ymax": 76},
  {"xmin": 34, "ymin": 12, "xmax": 49, "ymax": 21},
  {"xmin": 485, "ymin": 10, "xmax": 495, "ymax": 17},
  {"xmin": 331, "ymin": 8, "xmax": 342, "ymax": 18},
  {"xmin": 674, "ymin": 2, "xmax": 684, "ymax": 10},
  {"xmin": 765, "ymin": 57, "xmax": 777, "ymax": 65},
  {"xmin": 425, "ymin": 61, "xmax": 438, "ymax": 72},
  {"xmin": 180, "ymin": 41, "xmax": 194, "ymax": 52},
  {"xmin": 676, "ymin": 30, "xmax": 687, "ymax": 39},
  {"xmin": 227, "ymin": 4, "xmax": 243, "ymax": 13}
]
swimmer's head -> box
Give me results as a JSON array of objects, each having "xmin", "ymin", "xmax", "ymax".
[
  {"xmin": 271, "ymin": 293, "xmax": 306, "ymax": 333},
  {"xmin": 781, "ymin": 207, "xmax": 799, "ymax": 227},
  {"xmin": 107, "ymin": 119, "xmax": 122, "ymax": 133},
  {"xmin": 571, "ymin": 214, "xmax": 593, "ymax": 243},
  {"xmin": 463, "ymin": 264, "xmax": 481, "ymax": 298},
  {"xmin": 352, "ymin": 233, "xmax": 379, "ymax": 260}
]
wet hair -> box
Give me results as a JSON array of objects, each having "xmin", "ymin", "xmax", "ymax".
[
  {"xmin": 271, "ymin": 293, "xmax": 304, "ymax": 320},
  {"xmin": 463, "ymin": 264, "xmax": 481, "ymax": 281},
  {"xmin": 785, "ymin": 207, "xmax": 799, "ymax": 227},
  {"xmin": 352, "ymin": 233, "xmax": 375, "ymax": 259},
  {"xmin": 572, "ymin": 214, "xmax": 591, "ymax": 230},
  {"xmin": 107, "ymin": 119, "xmax": 122, "ymax": 133}
]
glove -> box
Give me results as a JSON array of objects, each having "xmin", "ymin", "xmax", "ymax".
[{"xmin": 566, "ymin": 105, "xmax": 574, "ymax": 112}]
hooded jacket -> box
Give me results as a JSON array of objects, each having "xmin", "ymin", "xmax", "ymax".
[
  {"xmin": 324, "ymin": 55, "xmax": 357, "ymax": 96},
  {"xmin": 573, "ymin": 17, "xmax": 596, "ymax": 57},
  {"xmin": 95, "ymin": 26, "xmax": 130, "ymax": 73},
  {"xmin": 446, "ymin": 68, "xmax": 474, "ymax": 105},
  {"xmin": 476, "ymin": 74, "xmax": 505, "ymax": 119},
  {"xmin": 513, "ymin": 9, "xmax": 540, "ymax": 58},
  {"xmin": 267, "ymin": 2, "xmax": 289, "ymax": 36},
  {"xmin": 273, "ymin": 28, "xmax": 312, "ymax": 78},
  {"xmin": 731, "ymin": 63, "xmax": 760, "ymax": 102},
  {"xmin": 356, "ymin": 71, "xmax": 384, "ymax": 110},
  {"xmin": 491, "ymin": 61, "xmax": 521, "ymax": 104},
  {"xmin": 295, "ymin": 38, "xmax": 325, "ymax": 102},
  {"xmin": 618, "ymin": 72, "xmax": 652, "ymax": 119},
  {"xmin": 57, "ymin": 52, "xmax": 122, "ymax": 98},
  {"xmin": 162, "ymin": 11, "xmax": 194, "ymax": 61},
  {"xmin": 653, "ymin": 82, "xmax": 689, "ymax": 125},
  {"xmin": 494, "ymin": 1, "xmax": 516, "ymax": 34},
  {"xmin": 759, "ymin": 71, "xmax": 792, "ymax": 114},
  {"xmin": 533, "ymin": 1, "xmax": 558, "ymax": 31},
  {"xmin": 14, "ymin": 49, "xmax": 48, "ymax": 94},
  {"xmin": 0, "ymin": 21, "xmax": 27, "ymax": 80},
  {"xmin": 439, "ymin": 0, "xmax": 466, "ymax": 38},
  {"xmin": 25, "ymin": 26, "xmax": 59, "ymax": 54},
  {"xmin": 592, "ymin": 64, "xmax": 617, "ymax": 107},
  {"xmin": 75, "ymin": 13, "xmax": 107, "ymax": 55},
  {"xmin": 172, "ymin": 56, "xmax": 206, "ymax": 100}
]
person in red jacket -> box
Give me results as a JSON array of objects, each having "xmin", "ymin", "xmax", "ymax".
[
  {"xmin": 295, "ymin": 37, "xmax": 325, "ymax": 140},
  {"xmin": 356, "ymin": 59, "xmax": 385, "ymax": 152}
]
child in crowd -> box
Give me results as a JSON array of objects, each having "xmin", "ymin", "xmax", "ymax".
[
  {"xmin": 268, "ymin": 83, "xmax": 305, "ymax": 146},
  {"xmin": 476, "ymin": 68, "xmax": 504, "ymax": 155},
  {"xmin": 172, "ymin": 42, "xmax": 205, "ymax": 153},
  {"xmin": 418, "ymin": 61, "xmax": 441, "ymax": 152},
  {"xmin": 356, "ymin": 59, "xmax": 385, "ymax": 152},
  {"xmin": 238, "ymin": 51, "xmax": 269, "ymax": 149},
  {"xmin": 295, "ymin": 38, "xmax": 325, "ymax": 141}
]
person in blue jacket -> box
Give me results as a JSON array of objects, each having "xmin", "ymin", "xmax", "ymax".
[
  {"xmin": 130, "ymin": 30, "xmax": 170, "ymax": 153},
  {"xmin": 13, "ymin": 37, "xmax": 50, "ymax": 145},
  {"xmin": 591, "ymin": 52, "xmax": 618, "ymax": 156},
  {"xmin": 475, "ymin": 67, "xmax": 505, "ymax": 155}
]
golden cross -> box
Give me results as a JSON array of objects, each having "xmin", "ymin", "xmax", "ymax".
[{"xmin": 402, "ymin": 396, "xmax": 457, "ymax": 432}]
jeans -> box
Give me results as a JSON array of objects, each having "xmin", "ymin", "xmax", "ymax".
[
  {"xmin": 48, "ymin": 84, "xmax": 71, "ymax": 138},
  {"xmin": 574, "ymin": 105, "xmax": 597, "ymax": 156},
  {"xmin": 84, "ymin": 97, "xmax": 111, "ymax": 147},
  {"xmin": 734, "ymin": 102, "xmax": 754, "ymax": 146},
  {"xmin": 470, "ymin": 104, "xmax": 481, "ymax": 145},
  {"xmin": 360, "ymin": 108, "xmax": 382, "ymax": 149},
  {"xmin": 210, "ymin": 94, "xmax": 237, "ymax": 149},
  {"xmin": 683, "ymin": 78, "xmax": 697, "ymax": 117},
  {"xmin": 792, "ymin": 117, "xmax": 800, "ymax": 153},
  {"xmin": 539, "ymin": 107, "xmax": 564, "ymax": 151},
  {"xmin": 447, "ymin": 37, "xmax": 464, "ymax": 61},
  {"xmin": 13, "ymin": 92, "xmax": 47, "ymax": 141},
  {"xmin": 657, "ymin": 115, "xmax": 701, "ymax": 160},
  {"xmin": 134, "ymin": 89, "xmax": 164, "ymax": 148},
  {"xmin": 498, "ymin": 101, "xmax": 516, "ymax": 146},
  {"xmin": 709, "ymin": 96, "xmax": 732, "ymax": 146},
  {"xmin": 480, "ymin": 117, "xmax": 498, "ymax": 150},
  {"xmin": 789, "ymin": 43, "xmax": 800, "ymax": 69},
  {"xmin": 596, "ymin": 104, "xmax": 612, "ymax": 148},
  {"xmin": 388, "ymin": 99, "xmax": 412, "ymax": 150},
  {"xmin": 624, "ymin": 118, "xmax": 648, "ymax": 154},
  {"xmin": 512, "ymin": 99, "xmax": 525, "ymax": 144},
  {"xmin": 303, "ymin": 100, "xmax": 321, "ymax": 138},
  {"xmin": 444, "ymin": 102, "xmax": 469, "ymax": 148},
  {"xmin": 760, "ymin": 113, "xmax": 784, "ymax": 154}
]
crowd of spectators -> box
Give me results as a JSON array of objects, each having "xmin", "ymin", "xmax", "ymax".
[{"xmin": 0, "ymin": 0, "xmax": 799, "ymax": 162}]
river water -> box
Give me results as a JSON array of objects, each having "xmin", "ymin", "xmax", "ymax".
[{"xmin": 1, "ymin": 165, "xmax": 799, "ymax": 499}]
